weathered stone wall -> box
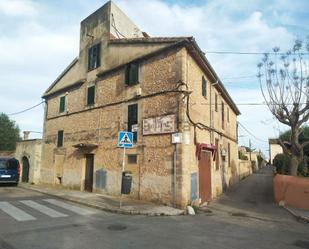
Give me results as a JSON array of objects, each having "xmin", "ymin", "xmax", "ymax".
[
  {"xmin": 42, "ymin": 48, "xmax": 183, "ymax": 206},
  {"xmin": 15, "ymin": 139, "xmax": 42, "ymax": 184},
  {"xmin": 180, "ymin": 50, "xmax": 239, "ymax": 202}
]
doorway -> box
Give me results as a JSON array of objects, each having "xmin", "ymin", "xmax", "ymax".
[
  {"xmin": 22, "ymin": 156, "xmax": 30, "ymax": 183},
  {"xmin": 85, "ymin": 154, "xmax": 94, "ymax": 192},
  {"xmin": 198, "ymin": 151, "xmax": 212, "ymax": 202}
]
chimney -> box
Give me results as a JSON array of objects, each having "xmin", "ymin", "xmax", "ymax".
[{"xmin": 23, "ymin": 131, "xmax": 30, "ymax": 140}]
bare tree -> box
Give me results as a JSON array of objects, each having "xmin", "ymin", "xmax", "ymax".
[{"xmin": 258, "ymin": 37, "xmax": 309, "ymax": 176}]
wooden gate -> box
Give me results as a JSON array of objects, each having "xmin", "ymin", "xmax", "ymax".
[{"xmin": 198, "ymin": 151, "xmax": 212, "ymax": 202}]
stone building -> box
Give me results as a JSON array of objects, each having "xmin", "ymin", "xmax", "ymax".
[
  {"xmin": 269, "ymin": 139, "xmax": 283, "ymax": 164},
  {"xmin": 41, "ymin": 1, "xmax": 240, "ymax": 208},
  {"xmin": 15, "ymin": 138, "xmax": 42, "ymax": 184}
]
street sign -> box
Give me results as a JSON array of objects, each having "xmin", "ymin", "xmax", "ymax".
[{"xmin": 118, "ymin": 131, "xmax": 133, "ymax": 148}]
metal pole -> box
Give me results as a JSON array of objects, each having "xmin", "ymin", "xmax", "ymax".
[
  {"xmin": 120, "ymin": 147, "xmax": 126, "ymax": 209},
  {"xmin": 173, "ymin": 144, "xmax": 177, "ymax": 207}
]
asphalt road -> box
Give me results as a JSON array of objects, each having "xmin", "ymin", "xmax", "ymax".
[{"xmin": 0, "ymin": 168, "xmax": 308, "ymax": 249}]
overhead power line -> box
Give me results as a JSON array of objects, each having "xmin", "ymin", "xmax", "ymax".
[
  {"xmin": 7, "ymin": 101, "xmax": 45, "ymax": 116},
  {"xmin": 204, "ymin": 51, "xmax": 309, "ymax": 55},
  {"xmin": 238, "ymin": 122, "xmax": 268, "ymax": 143}
]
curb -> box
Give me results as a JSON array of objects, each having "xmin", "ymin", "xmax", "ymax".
[
  {"xmin": 19, "ymin": 185, "xmax": 184, "ymax": 216},
  {"xmin": 283, "ymin": 206, "xmax": 309, "ymax": 224}
]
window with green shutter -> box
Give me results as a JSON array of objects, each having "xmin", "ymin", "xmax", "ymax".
[
  {"xmin": 87, "ymin": 85, "xmax": 95, "ymax": 106},
  {"xmin": 128, "ymin": 104, "xmax": 138, "ymax": 142},
  {"xmin": 57, "ymin": 130, "xmax": 64, "ymax": 147},
  {"xmin": 59, "ymin": 96, "xmax": 65, "ymax": 113},
  {"xmin": 202, "ymin": 76, "xmax": 207, "ymax": 97},
  {"xmin": 125, "ymin": 63, "xmax": 139, "ymax": 86}
]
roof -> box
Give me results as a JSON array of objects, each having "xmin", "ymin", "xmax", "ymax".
[
  {"xmin": 109, "ymin": 37, "xmax": 191, "ymax": 44},
  {"xmin": 269, "ymin": 138, "xmax": 280, "ymax": 144},
  {"xmin": 43, "ymin": 58, "xmax": 78, "ymax": 97}
]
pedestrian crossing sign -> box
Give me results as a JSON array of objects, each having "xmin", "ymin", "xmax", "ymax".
[{"xmin": 118, "ymin": 131, "xmax": 133, "ymax": 148}]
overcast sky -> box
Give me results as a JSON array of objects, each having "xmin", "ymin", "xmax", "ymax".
[{"xmin": 0, "ymin": 0, "xmax": 308, "ymax": 156}]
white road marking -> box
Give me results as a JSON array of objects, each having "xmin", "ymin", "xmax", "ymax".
[
  {"xmin": 19, "ymin": 200, "xmax": 68, "ymax": 218},
  {"xmin": 43, "ymin": 199, "xmax": 97, "ymax": 215},
  {"xmin": 0, "ymin": 201, "xmax": 36, "ymax": 221}
]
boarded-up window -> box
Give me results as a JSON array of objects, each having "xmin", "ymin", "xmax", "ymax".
[
  {"xmin": 87, "ymin": 85, "xmax": 95, "ymax": 106},
  {"xmin": 215, "ymin": 138, "xmax": 219, "ymax": 170},
  {"xmin": 128, "ymin": 104, "xmax": 138, "ymax": 142},
  {"xmin": 57, "ymin": 130, "xmax": 64, "ymax": 147},
  {"xmin": 228, "ymin": 143, "xmax": 231, "ymax": 167},
  {"xmin": 125, "ymin": 63, "xmax": 139, "ymax": 86},
  {"xmin": 222, "ymin": 101, "xmax": 225, "ymax": 129},
  {"xmin": 202, "ymin": 76, "xmax": 207, "ymax": 97},
  {"xmin": 215, "ymin": 94, "xmax": 218, "ymax": 112},
  {"xmin": 128, "ymin": 154, "xmax": 137, "ymax": 164},
  {"xmin": 227, "ymin": 107, "xmax": 230, "ymax": 122},
  {"xmin": 59, "ymin": 96, "xmax": 65, "ymax": 113},
  {"xmin": 88, "ymin": 43, "xmax": 101, "ymax": 71}
]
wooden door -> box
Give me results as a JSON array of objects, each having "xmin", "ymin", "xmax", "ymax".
[
  {"xmin": 22, "ymin": 157, "xmax": 30, "ymax": 183},
  {"xmin": 85, "ymin": 154, "xmax": 94, "ymax": 192},
  {"xmin": 199, "ymin": 151, "xmax": 212, "ymax": 202}
]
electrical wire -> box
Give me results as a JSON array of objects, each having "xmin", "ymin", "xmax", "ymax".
[
  {"xmin": 238, "ymin": 122, "xmax": 267, "ymax": 143},
  {"xmin": 7, "ymin": 101, "xmax": 44, "ymax": 116},
  {"xmin": 204, "ymin": 51, "xmax": 309, "ymax": 55}
]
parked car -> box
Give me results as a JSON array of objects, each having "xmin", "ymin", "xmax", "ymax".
[{"xmin": 0, "ymin": 157, "xmax": 20, "ymax": 185}]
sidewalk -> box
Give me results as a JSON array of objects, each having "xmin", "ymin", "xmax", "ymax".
[
  {"xmin": 19, "ymin": 183, "xmax": 184, "ymax": 216},
  {"xmin": 284, "ymin": 206, "xmax": 309, "ymax": 223}
]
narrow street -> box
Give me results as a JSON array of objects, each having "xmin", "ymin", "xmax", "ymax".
[{"xmin": 0, "ymin": 168, "xmax": 307, "ymax": 249}]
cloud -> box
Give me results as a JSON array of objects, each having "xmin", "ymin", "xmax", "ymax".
[{"xmin": 0, "ymin": 0, "xmax": 38, "ymax": 17}]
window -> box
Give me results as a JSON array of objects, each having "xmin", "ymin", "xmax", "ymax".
[
  {"xmin": 128, "ymin": 104, "xmax": 138, "ymax": 142},
  {"xmin": 222, "ymin": 101, "xmax": 225, "ymax": 129},
  {"xmin": 88, "ymin": 43, "xmax": 101, "ymax": 71},
  {"xmin": 228, "ymin": 143, "xmax": 231, "ymax": 167},
  {"xmin": 125, "ymin": 63, "xmax": 139, "ymax": 86},
  {"xmin": 215, "ymin": 139, "xmax": 219, "ymax": 170},
  {"xmin": 87, "ymin": 85, "xmax": 95, "ymax": 106},
  {"xmin": 202, "ymin": 76, "xmax": 207, "ymax": 97},
  {"xmin": 59, "ymin": 96, "xmax": 66, "ymax": 113},
  {"xmin": 227, "ymin": 107, "xmax": 230, "ymax": 122},
  {"xmin": 215, "ymin": 94, "xmax": 218, "ymax": 112},
  {"xmin": 128, "ymin": 154, "xmax": 137, "ymax": 164},
  {"xmin": 57, "ymin": 130, "xmax": 64, "ymax": 147}
]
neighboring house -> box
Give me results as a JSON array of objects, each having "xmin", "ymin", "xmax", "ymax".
[
  {"xmin": 15, "ymin": 134, "xmax": 42, "ymax": 184},
  {"xmin": 269, "ymin": 139, "xmax": 283, "ymax": 164},
  {"xmin": 40, "ymin": 1, "xmax": 240, "ymax": 208}
]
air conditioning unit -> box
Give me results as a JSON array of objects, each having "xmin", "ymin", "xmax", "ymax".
[{"xmin": 134, "ymin": 87, "xmax": 142, "ymax": 97}]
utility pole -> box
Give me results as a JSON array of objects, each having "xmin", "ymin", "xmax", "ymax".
[{"xmin": 249, "ymin": 139, "xmax": 252, "ymax": 162}]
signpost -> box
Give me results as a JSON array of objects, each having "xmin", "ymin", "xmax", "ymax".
[{"xmin": 117, "ymin": 131, "xmax": 133, "ymax": 208}]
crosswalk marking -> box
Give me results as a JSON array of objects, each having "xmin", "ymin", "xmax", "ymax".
[
  {"xmin": 19, "ymin": 200, "xmax": 68, "ymax": 218},
  {"xmin": 0, "ymin": 201, "xmax": 36, "ymax": 221},
  {"xmin": 43, "ymin": 199, "xmax": 96, "ymax": 215}
]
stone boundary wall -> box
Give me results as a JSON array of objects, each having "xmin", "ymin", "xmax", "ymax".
[
  {"xmin": 273, "ymin": 174, "xmax": 309, "ymax": 210},
  {"xmin": 238, "ymin": 160, "xmax": 252, "ymax": 179}
]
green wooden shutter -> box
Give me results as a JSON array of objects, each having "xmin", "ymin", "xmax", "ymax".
[
  {"xmin": 87, "ymin": 86, "xmax": 95, "ymax": 106},
  {"xmin": 59, "ymin": 96, "xmax": 65, "ymax": 113},
  {"xmin": 57, "ymin": 130, "xmax": 64, "ymax": 147},
  {"xmin": 130, "ymin": 63, "xmax": 139, "ymax": 85},
  {"xmin": 202, "ymin": 77, "xmax": 206, "ymax": 97},
  {"xmin": 125, "ymin": 65, "xmax": 130, "ymax": 85}
]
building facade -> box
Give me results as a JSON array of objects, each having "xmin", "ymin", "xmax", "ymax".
[
  {"xmin": 41, "ymin": 1, "xmax": 240, "ymax": 208},
  {"xmin": 269, "ymin": 139, "xmax": 283, "ymax": 164}
]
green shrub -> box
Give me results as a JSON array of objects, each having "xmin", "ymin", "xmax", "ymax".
[{"xmin": 273, "ymin": 154, "xmax": 291, "ymax": 175}]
